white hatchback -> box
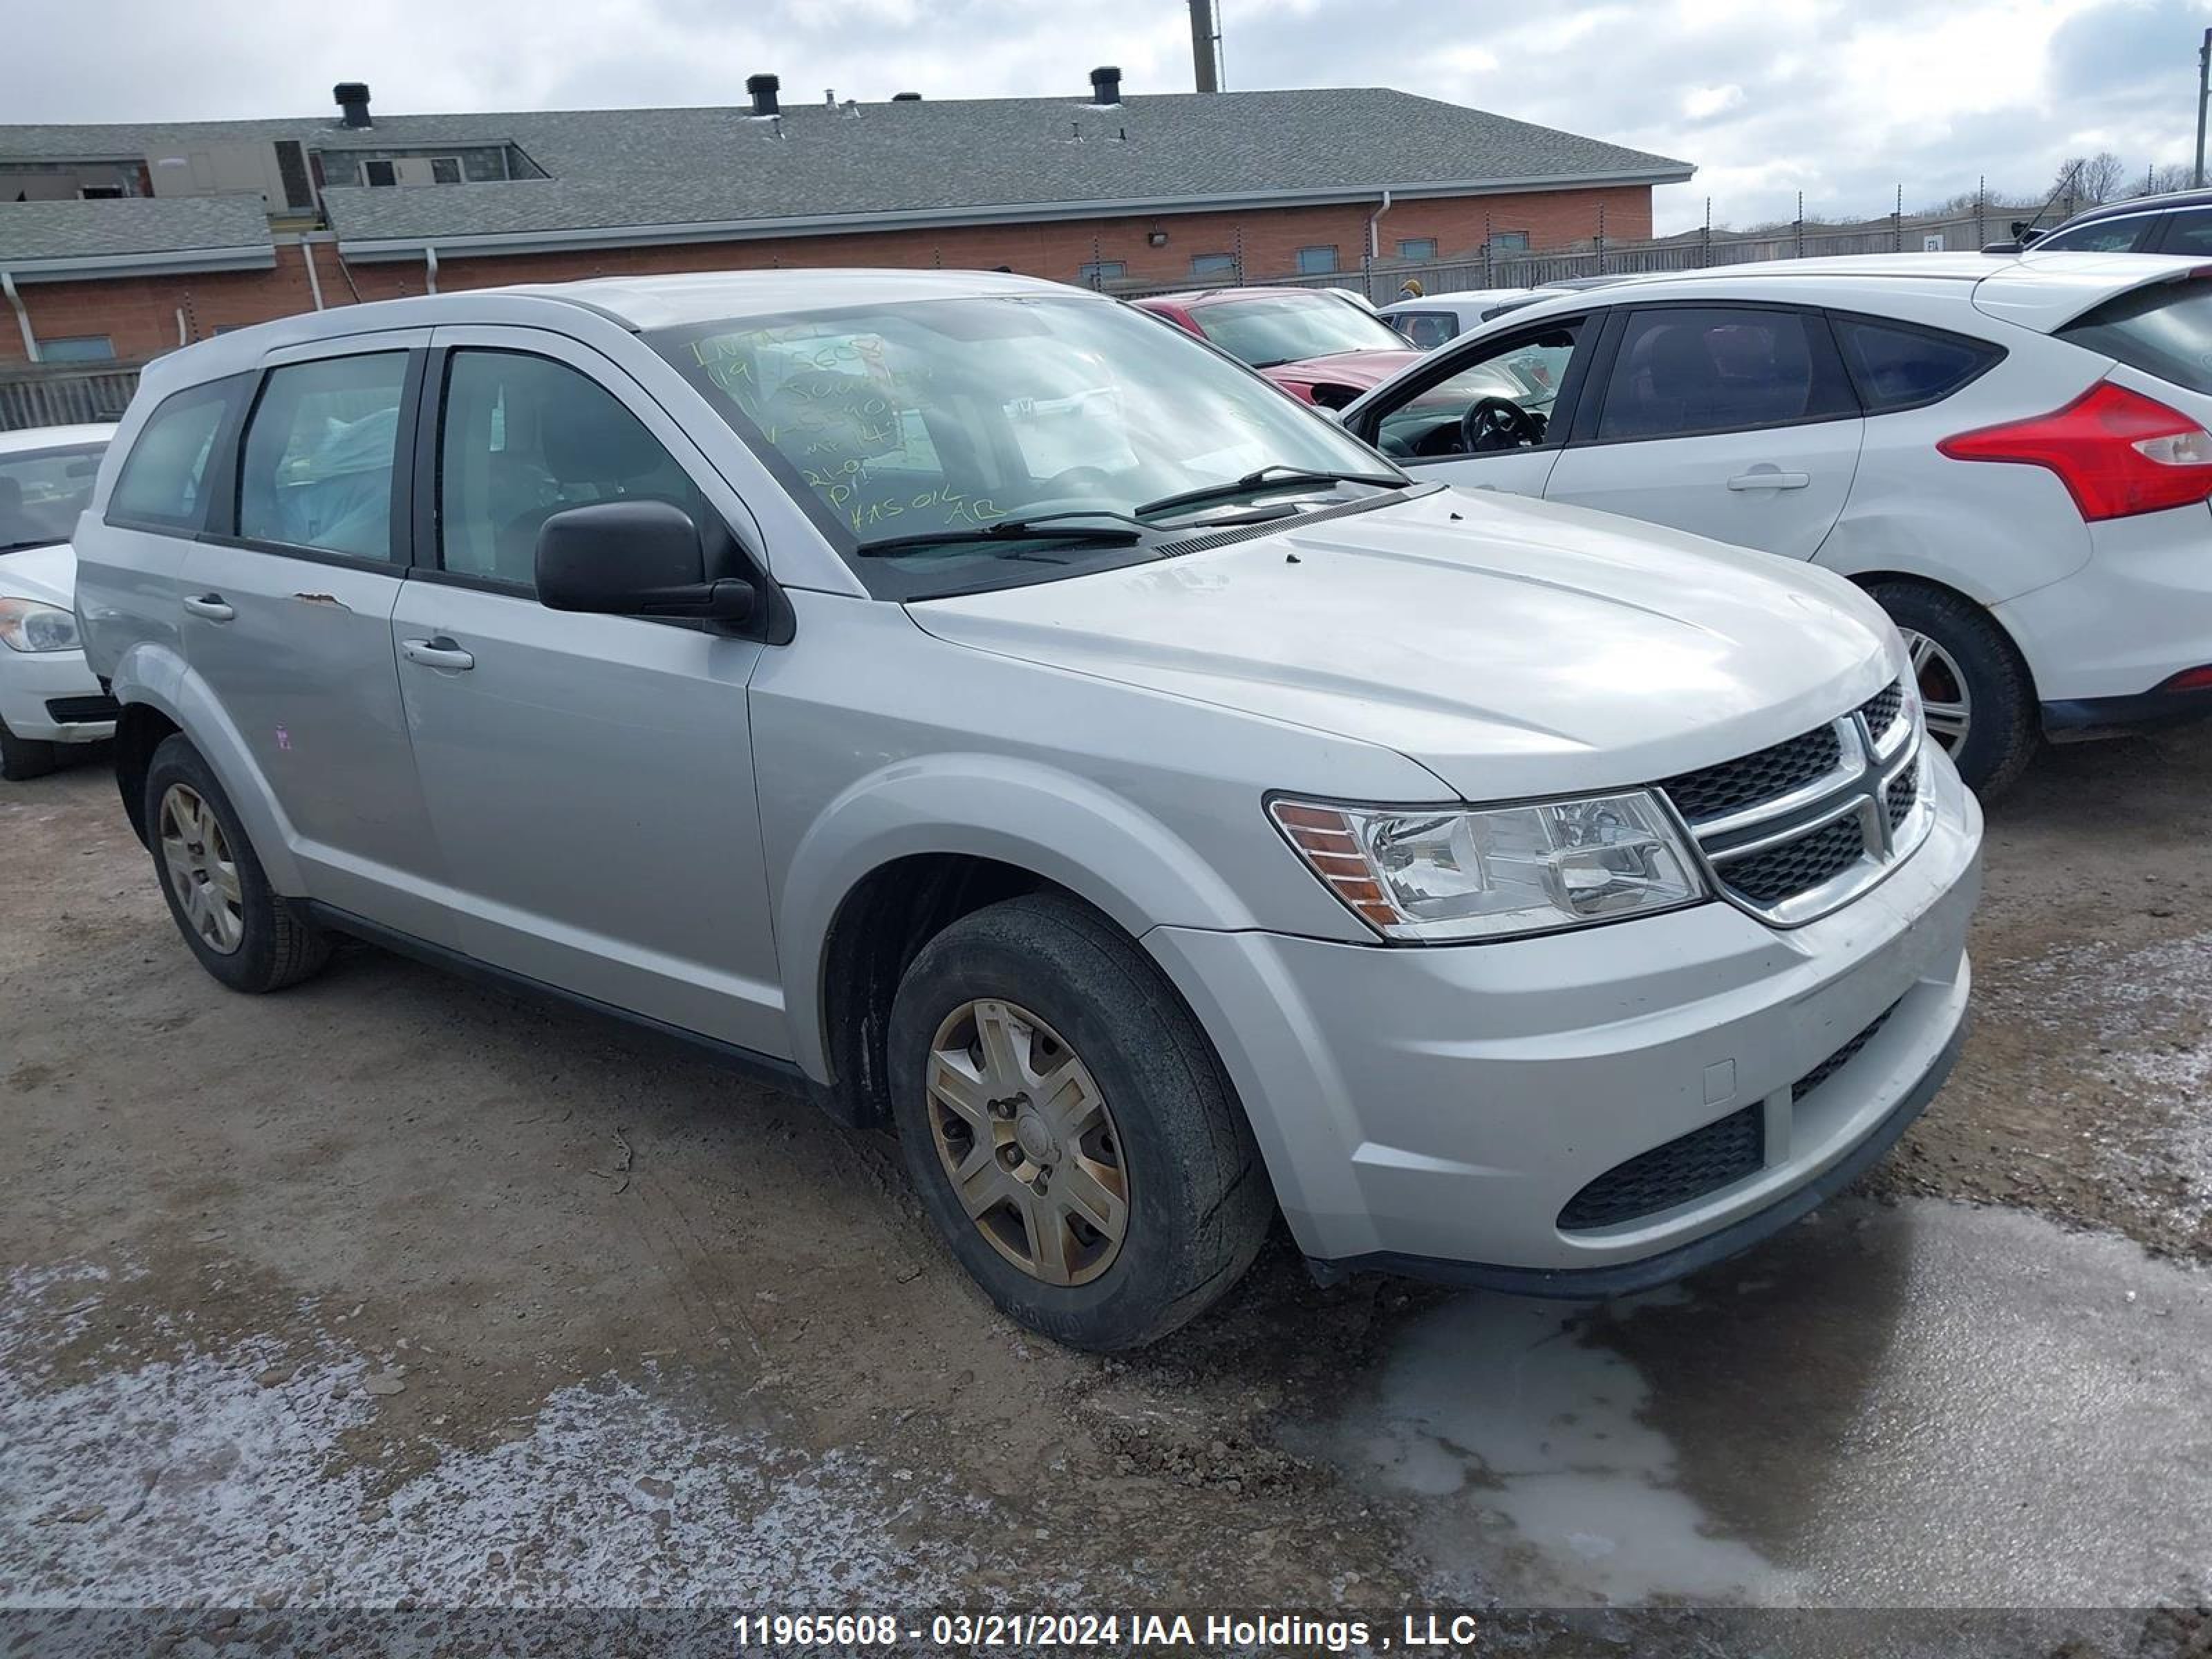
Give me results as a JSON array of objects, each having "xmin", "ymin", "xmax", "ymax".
[
  {"xmin": 1340, "ymin": 252, "xmax": 2212, "ymax": 794},
  {"xmin": 1, "ymin": 422, "xmax": 117, "ymax": 780}
]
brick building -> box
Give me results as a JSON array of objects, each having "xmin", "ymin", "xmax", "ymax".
[{"xmin": 0, "ymin": 71, "xmax": 1691, "ymax": 371}]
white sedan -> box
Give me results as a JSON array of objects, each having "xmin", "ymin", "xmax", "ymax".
[
  {"xmin": 1378, "ymin": 288, "xmax": 1538, "ymax": 349},
  {"xmin": 1, "ymin": 422, "xmax": 117, "ymax": 780},
  {"xmin": 1340, "ymin": 252, "xmax": 2212, "ymax": 796}
]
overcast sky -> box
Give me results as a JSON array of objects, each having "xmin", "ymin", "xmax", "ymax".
[{"xmin": 10, "ymin": 0, "xmax": 2212, "ymax": 231}]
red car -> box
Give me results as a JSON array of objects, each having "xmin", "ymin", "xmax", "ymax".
[{"xmin": 1132, "ymin": 286, "xmax": 1425, "ymax": 409}]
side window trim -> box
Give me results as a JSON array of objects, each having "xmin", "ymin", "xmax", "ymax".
[
  {"xmin": 1350, "ymin": 312, "xmax": 1593, "ymax": 453},
  {"xmin": 1575, "ymin": 300, "xmax": 1859, "ymax": 448},
  {"xmin": 212, "ymin": 346, "xmax": 426, "ymax": 572}
]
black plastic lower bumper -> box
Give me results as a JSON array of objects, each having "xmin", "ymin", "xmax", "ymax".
[
  {"xmin": 2042, "ymin": 684, "xmax": 2212, "ymax": 739},
  {"xmin": 1319, "ymin": 1018, "xmax": 1967, "ymax": 1301}
]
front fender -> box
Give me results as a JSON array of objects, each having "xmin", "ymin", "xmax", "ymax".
[
  {"xmin": 777, "ymin": 753, "xmax": 1258, "ymax": 1082},
  {"xmin": 108, "ymin": 639, "xmax": 306, "ymax": 894}
]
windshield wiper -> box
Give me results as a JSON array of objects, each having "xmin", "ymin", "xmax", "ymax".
[
  {"xmin": 856, "ymin": 508, "xmax": 1151, "ymax": 557},
  {"xmin": 1134, "ymin": 466, "xmax": 1411, "ymax": 521}
]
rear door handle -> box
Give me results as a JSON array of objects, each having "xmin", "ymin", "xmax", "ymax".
[
  {"xmin": 400, "ymin": 636, "xmax": 475, "ymax": 672},
  {"xmin": 182, "ymin": 593, "xmax": 235, "ymax": 622},
  {"xmin": 1726, "ymin": 470, "xmax": 1812, "ymax": 491}
]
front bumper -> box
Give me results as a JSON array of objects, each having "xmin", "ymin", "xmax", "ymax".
[
  {"xmin": 0, "ymin": 648, "xmax": 115, "ymax": 743},
  {"xmin": 1145, "ymin": 752, "xmax": 1982, "ymax": 1280}
]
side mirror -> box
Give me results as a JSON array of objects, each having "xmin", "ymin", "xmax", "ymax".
[{"xmin": 535, "ymin": 500, "xmax": 754, "ymax": 625}]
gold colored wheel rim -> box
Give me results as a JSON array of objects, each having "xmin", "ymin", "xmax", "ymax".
[
  {"xmin": 925, "ymin": 999, "xmax": 1130, "ymax": 1286},
  {"xmin": 158, "ymin": 783, "xmax": 245, "ymax": 957}
]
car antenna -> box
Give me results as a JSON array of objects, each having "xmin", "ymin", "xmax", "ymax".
[{"xmin": 2011, "ymin": 160, "xmax": 2083, "ymax": 245}]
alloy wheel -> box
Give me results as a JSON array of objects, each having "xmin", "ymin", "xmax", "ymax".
[
  {"xmin": 1902, "ymin": 628, "xmax": 1971, "ymax": 755},
  {"xmin": 158, "ymin": 783, "xmax": 245, "ymax": 956},
  {"xmin": 924, "ymin": 998, "xmax": 1130, "ymax": 1286}
]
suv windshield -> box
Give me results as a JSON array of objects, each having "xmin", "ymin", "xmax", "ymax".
[
  {"xmin": 650, "ymin": 293, "xmax": 1409, "ymax": 596},
  {"xmin": 0, "ymin": 442, "xmax": 107, "ymax": 554},
  {"xmin": 1187, "ymin": 293, "xmax": 1407, "ymax": 367}
]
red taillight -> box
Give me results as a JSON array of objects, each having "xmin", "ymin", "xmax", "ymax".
[
  {"xmin": 2157, "ymin": 664, "xmax": 2212, "ymax": 693},
  {"xmin": 1938, "ymin": 382, "xmax": 2212, "ymax": 521}
]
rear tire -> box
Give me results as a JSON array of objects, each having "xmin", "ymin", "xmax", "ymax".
[
  {"xmin": 887, "ymin": 893, "xmax": 1273, "ymax": 1351},
  {"xmin": 0, "ymin": 718, "xmax": 57, "ymax": 782},
  {"xmin": 1867, "ymin": 581, "xmax": 2037, "ymax": 799},
  {"xmin": 143, "ymin": 734, "xmax": 332, "ymax": 993}
]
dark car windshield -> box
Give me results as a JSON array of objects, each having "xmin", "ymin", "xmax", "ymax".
[
  {"xmin": 0, "ymin": 442, "xmax": 106, "ymax": 553},
  {"xmin": 649, "ymin": 292, "xmax": 1409, "ymax": 597},
  {"xmin": 1186, "ymin": 292, "xmax": 1407, "ymax": 368}
]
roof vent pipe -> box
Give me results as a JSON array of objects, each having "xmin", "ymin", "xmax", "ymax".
[
  {"xmin": 1089, "ymin": 66, "xmax": 1122, "ymax": 105},
  {"xmin": 334, "ymin": 82, "xmax": 373, "ymax": 129},
  {"xmin": 747, "ymin": 74, "xmax": 780, "ymax": 118}
]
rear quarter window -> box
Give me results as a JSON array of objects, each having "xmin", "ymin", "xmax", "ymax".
[
  {"xmin": 1831, "ymin": 316, "xmax": 2005, "ymax": 413},
  {"xmin": 107, "ymin": 379, "xmax": 237, "ymax": 529},
  {"xmin": 2058, "ymin": 283, "xmax": 2212, "ymax": 395}
]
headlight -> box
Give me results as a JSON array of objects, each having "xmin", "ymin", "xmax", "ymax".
[
  {"xmin": 0, "ymin": 598, "xmax": 80, "ymax": 654},
  {"xmin": 1271, "ymin": 791, "xmax": 1707, "ymax": 942}
]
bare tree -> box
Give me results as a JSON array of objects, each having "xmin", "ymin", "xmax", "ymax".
[
  {"xmin": 2141, "ymin": 162, "xmax": 2194, "ymax": 196},
  {"xmin": 2058, "ymin": 151, "xmax": 2129, "ymax": 205}
]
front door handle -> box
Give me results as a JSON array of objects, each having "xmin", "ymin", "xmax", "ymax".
[
  {"xmin": 400, "ymin": 636, "xmax": 475, "ymax": 672},
  {"xmin": 182, "ymin": 593, "xmax": 235, "ymax": 622},
  {"xmin": 1726, "ymin": 470, "xmax": 1812, "ymax": 491}
]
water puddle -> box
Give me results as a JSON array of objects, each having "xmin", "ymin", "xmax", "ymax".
[{"xmin": 1307, "ymin": 1199, "xmax": 2212, "ymax": 1608}]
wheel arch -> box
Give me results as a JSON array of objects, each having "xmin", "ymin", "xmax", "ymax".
[
  {"xmin": 1846, "ymin": 568, "xmax": 2041, "ymax": 704},
  {"xmin": 781, "ymin": 758, "xmax": 1264, "ymax": 1123}
]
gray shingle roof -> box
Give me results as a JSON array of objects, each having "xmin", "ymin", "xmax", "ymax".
[
  {"xmin": 0, "ymin": 89, "xmax": 1692, "ymax": 261},
  {"xmin": 0, "ymin": 193, "xmax": 272, "ymax": 270}
]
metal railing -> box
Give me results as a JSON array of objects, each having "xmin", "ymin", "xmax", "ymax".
[{"xmin": 0, "ymin": 364, "xmax": 142, "ymax": 433}]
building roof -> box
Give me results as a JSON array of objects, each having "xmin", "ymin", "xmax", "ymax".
[
  {"xmin": 0, "ymin": 194, "xmax": 273, "ymax": 276},
  {"xmin": 0, "ymin": 87, "xmax": 1693, "ymax": 266}
]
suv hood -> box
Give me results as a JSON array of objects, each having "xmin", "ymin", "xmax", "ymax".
[
  {"xmin": 0, "ymin": 542, "xmax": 76, "ymax": 611},
  {"xmin": 908, "ymin": 487, "xmax": 1900, "ymax": 802}
]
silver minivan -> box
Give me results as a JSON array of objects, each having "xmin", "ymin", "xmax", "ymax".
[{"xmin": 75, "ymin": 270, "xmax": 1981, "ymax": 1350}]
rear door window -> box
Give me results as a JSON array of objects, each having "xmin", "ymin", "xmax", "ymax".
[
  {"xmin": 1830, "ymin": 316, "xmax": 2003, "ymax": 412},
  {"xmin": 108, "ymin": 382, "xmax": 234, "ymax": 531},
  {"xmin": 2036, "ymin": 215, "xmax": 2157, "ymax": 254},
  {"xmin": 236, "ymin": 353, "xmax": 409, "ymax": 561},
  {"xmin": 1391, "ymin": 311, "xmax": 1459, "ymax": 350},
  {"xmin": 2155, "ymin": 211, "xmax": 2212, "ymax": 256},
  {"xmin": 2058, "ymin": 281, "xmax": 2212, "ymax": 394},
  {"xmin": 1594, "ymin": 307, "xmax": 1855, "ymax": 441}
]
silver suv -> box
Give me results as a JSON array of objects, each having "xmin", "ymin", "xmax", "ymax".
[{"xmin": 75, "ymin": 270, "xmax": 1982, "ymax": 1350}]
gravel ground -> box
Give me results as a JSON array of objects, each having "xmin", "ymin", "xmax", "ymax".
[{"xmin": 2, "ymin": 729, "xmax": 2209, "ymax": 1650}]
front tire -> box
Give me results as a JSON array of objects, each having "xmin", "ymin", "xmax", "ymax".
[
  {"xmin": 0, "ymin": 718, "xmax": 57, "ymax": 782},
  {"xmin": 143, "ymin": 734, "xmax": 332, "ymax": 993},
  {"xmin": 1867, "ymin": 581, "xmax": 2037, "ymax": 798},
  {"xmin": 887, "ymin": 894, "xmax": 1273, "ymax": 1351}
]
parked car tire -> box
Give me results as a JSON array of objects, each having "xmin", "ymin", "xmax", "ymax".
[
  {"xmin": 1867, "ymin": 581, "xmax": 2038, "ymax": 799},
  {"xmin": 0, "ymin": 718, "xmax": 58, "ymax": 782},
  {"xmin": 143, "ymin": 734, "xmax": 332, "ymax": 993},
  {"xmin": 886, "ymin": 892, "xmax": 1274, "ymax": 1351}
]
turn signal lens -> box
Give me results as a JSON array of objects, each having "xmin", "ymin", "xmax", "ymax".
[{"xmin": 1271, "ymin": 791, "xmax": 1706, "ymax": 943}]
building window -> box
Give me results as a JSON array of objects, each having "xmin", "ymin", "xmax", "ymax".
[
  {"xmin": 1189, "ymin": 252, "xmax": 1237, "ymax": 279},
  {"xmin": 41, "ymin": 337, "xmax": 116, "ymax": 363},
  {"xmin": 1489, "ymin": 231, "xmax": 1531, "ymax": 253},
  {"xmin": 1076, "ymin": 260, "xmax": 1127, "ymax": 288},
  {"xmin": 1396, "ymin": 237, "xmax": 1437, "ymax": 261},
  {"xmin": 1296, "ymin": 245, "xmax": 1340, "ymax": 275},
  {"xmin": 77, "ymin": 185, "xmax": 126, "ymax": 200}
]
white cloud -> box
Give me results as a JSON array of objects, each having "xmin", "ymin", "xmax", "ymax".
[{"xmin": 1683, "ymin": 84, "xmax": 1745, "ymax": 120}]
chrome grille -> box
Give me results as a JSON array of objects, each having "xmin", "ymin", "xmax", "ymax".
[
  {"xmin": 1723, "ymin": 817, "xmax": 1865, "ymax": 906},
  {"xmin": 1659, "ymin": 679, "xmax": 1929, "ymax": 926},
  {"xmin": 1660, "ymin": 725, "xmax": 1843, "ymax": 823}
]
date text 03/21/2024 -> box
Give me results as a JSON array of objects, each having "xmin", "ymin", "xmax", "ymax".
[{"xmin": 729, "ymin": 1613, "xmax": 1493, "ymax": 1651}]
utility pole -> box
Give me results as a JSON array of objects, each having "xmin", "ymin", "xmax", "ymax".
[
  {"xmin": 1188, "ymin": 0, "xmax": 1221, "ymax": 93},
  {"xmin": 2196, "ymin": 26, "xmax": 2211, "ymax": 187}
]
